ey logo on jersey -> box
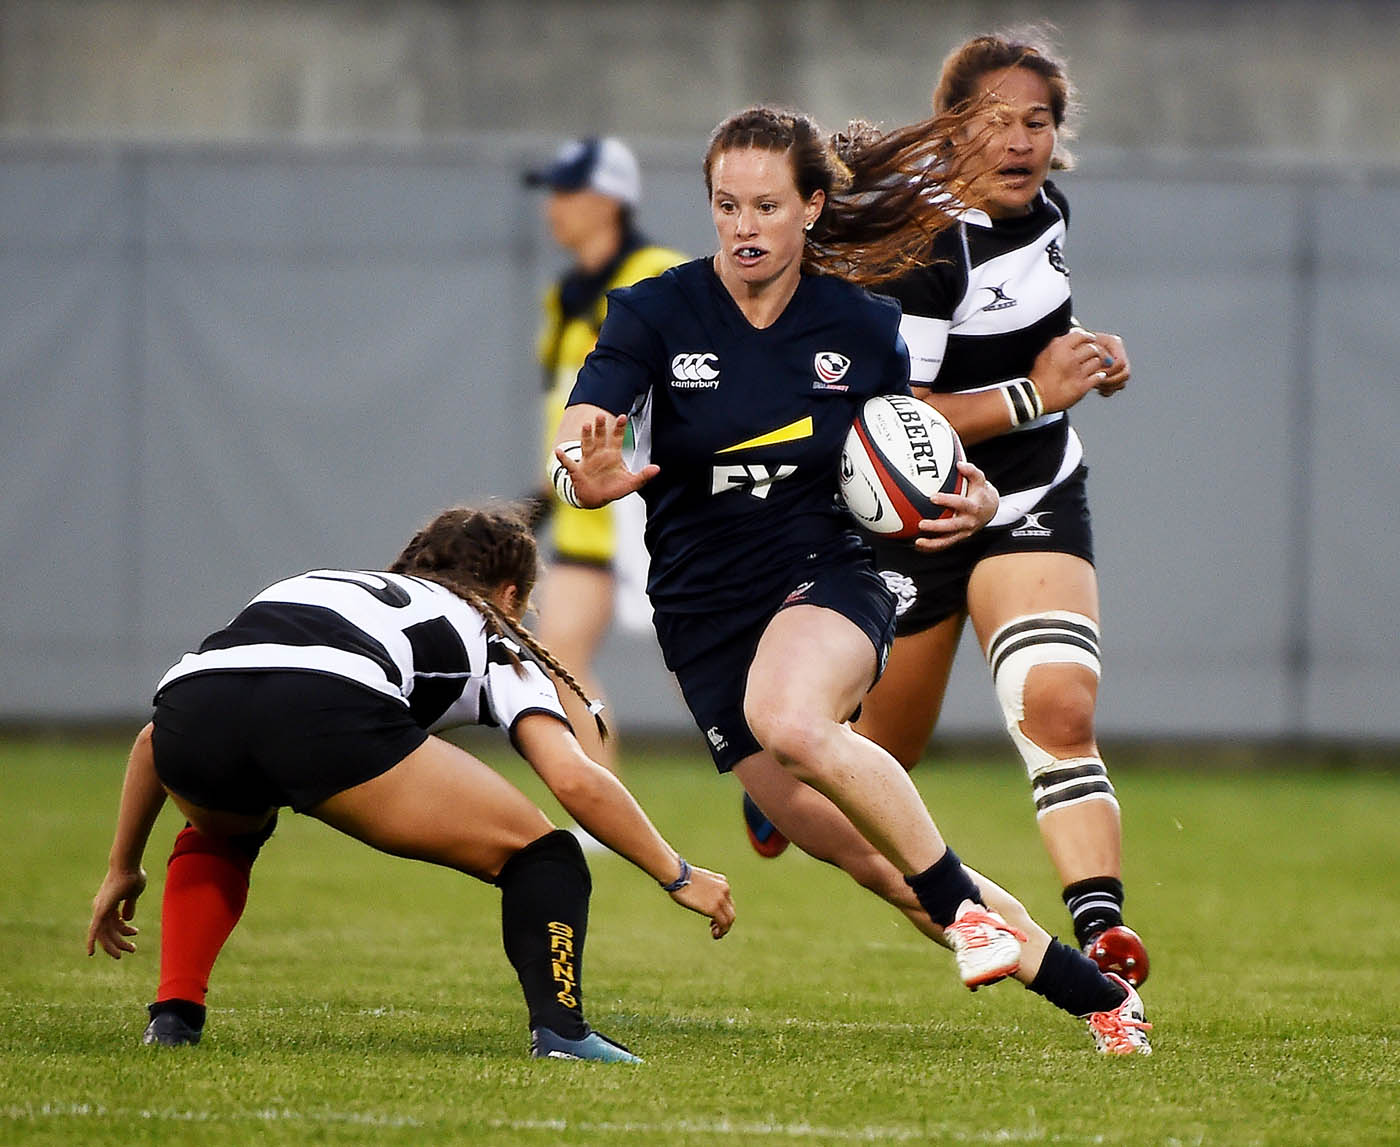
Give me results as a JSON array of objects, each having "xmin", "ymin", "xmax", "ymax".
[
  {"xmin": 710, "ymin": 416, "xmax": 810, "ymax": 499},
  {"xmin": 671, "ymin": 352, "xmax": 720, "ymax": 389},
  {"xmin": 812, "ymin": 350, "xmax": 851, "ymax": 391}
]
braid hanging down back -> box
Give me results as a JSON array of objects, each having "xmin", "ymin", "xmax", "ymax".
[{"xmin": 388, "ymin": 502, "xmax": 610, "ymax": 742}]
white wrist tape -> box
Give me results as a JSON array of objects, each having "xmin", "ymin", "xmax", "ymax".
[
  {"xmin": 1001, "ymin": 377, "xmax": 1044, "ymax": 427},
  {"xmin": 551, "ymin": 441, "xmax": 583, "ymax": 509}
]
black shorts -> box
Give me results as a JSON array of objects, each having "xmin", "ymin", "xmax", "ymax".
[
  {"xmin": 151, "ymin": 671, "xmax": 429, "ymax": 814},
  {"xmin": 868, "ymin": 466, "xmax": 1095, "ymax": 637},
  {"xmin": 653, "ymin": 545, "xmax": 897, "ymax": 774}
]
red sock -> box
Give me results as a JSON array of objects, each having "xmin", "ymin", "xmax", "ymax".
[{"xmin": 155, "ymin": 826, "xmax": 253, "ymax": 1006}]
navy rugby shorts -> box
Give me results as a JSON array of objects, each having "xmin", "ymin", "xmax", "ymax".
[
  {"xmin": 654, "ymin": 546, "xmax": 898, "ymax": 773},
  {"xmin": 868, "ymin": 465, "xmax": 1095, "ymax": 637},
  {"xmin": 151, "ymin": 671, "xmax": 429, "ymax": 814}
]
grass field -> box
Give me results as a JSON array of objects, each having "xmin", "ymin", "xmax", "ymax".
[{"xmin": 3, "ymin": 732, "xmax": 1398, "ymax": 1146}]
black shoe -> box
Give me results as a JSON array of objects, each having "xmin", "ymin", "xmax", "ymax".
[{"xmin": 142, "ymin": 1000, "xmax": 205, "ymax": 1046}]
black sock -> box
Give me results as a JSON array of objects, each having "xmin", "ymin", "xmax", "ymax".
[
  {"xmin": 147, "ymin": 998, "xmax": 206, "ymax": 1032},
  {"xmin": 1027, "ymin": 938, "xmax": 1129, "ymax": 1017},
  {"xmin": 904, "ymin": 847, "xmax": 981, "ymax": 928},
  {"xmin": 495, "ymin": 829, "xmax": 591, "ymax": 1040},
  {"xmin": 1063, "ymin": 876, "xmax": 1125, "ymax": 948}
]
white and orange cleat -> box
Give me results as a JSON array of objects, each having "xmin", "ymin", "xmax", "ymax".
[
  {"xmin": 1085, "ymin": 925, "xmax": 1151, "ymax": 987},
  {"xmin": 1086, "ymin": 972, "xmax": 1153, "ymax": 1055},
  {"xmin": 945, "ymin": 900, "xmax": 1027, "ymax": 989}
]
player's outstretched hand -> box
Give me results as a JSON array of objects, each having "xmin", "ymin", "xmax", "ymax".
[
  {"xmin": 668, "ymin": 864, "xmax": 736, "ymax": 939},
  {"xmin": 86, "ymin": 867, "xmax": 147, "ymax": 959},
  {"xmin": 557, "ymin": 412, "xmax": 660, "ymax": 509},
  {"xmin": 913, "ymin": 461, "xmax": 998, "ymax": 552}
]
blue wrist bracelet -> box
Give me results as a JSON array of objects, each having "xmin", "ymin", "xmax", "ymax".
[{"xmin": 660, "ymin": 857, "xmax": 691, "ymax": 892}]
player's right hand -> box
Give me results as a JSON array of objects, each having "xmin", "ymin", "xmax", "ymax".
[
  {"xmin": 1028, "ymin": 328, "xmax": 1112, "ymax": 413},
  {"xmin": 668, "ymin": 865, "xmax": 736, "ymax": 939},
  {"xmin": 557, "ymin": 412, "xmax": 660, "ymax": 508}
]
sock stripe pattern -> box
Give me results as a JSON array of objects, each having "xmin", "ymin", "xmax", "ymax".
[{"xmin": 1063, "ymin": 876, "xmax": 1125, "ymax": 948}]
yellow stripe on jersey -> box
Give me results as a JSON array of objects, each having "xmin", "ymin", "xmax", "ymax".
[{"xmin": 715, "ymin": 416, "xmax": 814, "ymax": 454}]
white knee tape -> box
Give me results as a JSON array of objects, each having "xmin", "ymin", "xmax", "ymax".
[
  {"xmin": 986, "ymin": 611, "xmax": 1103, "ymax": 779},
  {"xmin": 1027, "ymin": 755, "xmax": 1118, "ymax": 819}
]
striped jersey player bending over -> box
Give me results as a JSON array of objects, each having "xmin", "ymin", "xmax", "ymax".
[
  {"xmin": 552, "ymin": 105, "xmax": 1150, "ymax": 1053},
  {"xmin": 86, "ymin": 503, "xmax": 734, "ymax": 1062}
]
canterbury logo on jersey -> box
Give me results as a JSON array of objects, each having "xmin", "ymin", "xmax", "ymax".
[
  {"xmin": 1046, "ymin": 239, "xmax": 1069, "ymax": 276},
  {"xmin": 671, "ymin": 352, "xmax": 720, "ymax": 388}
]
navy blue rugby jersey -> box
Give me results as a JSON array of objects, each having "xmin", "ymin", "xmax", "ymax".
[
  {"xmin": 879, "ymin": 183, "xmax": 1082, "ymax": 527},
  {"xmin": 569, "ymin": 257, "xmax": 910, "ymax": 612},
  {"xmin": 154, "ymin": 570, "xmax": 569, "ymax": 735}
]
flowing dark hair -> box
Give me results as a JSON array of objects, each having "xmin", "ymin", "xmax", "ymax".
[
  {"xmin": 703, "ymin": 104, "xmax": 997, "ymax": 285},
  {"xmin": 389, "ymin": 502, "xmax": 607, "ymax": 740},
  {"xmin": 934, "ymin": 26, "xmax": 1078, "ymax": 171}
]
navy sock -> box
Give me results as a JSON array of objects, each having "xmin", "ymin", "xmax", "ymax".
[
  {"xmin": 1027, "ymin": 938, "xmax": 1129, "ymax": 1017},
  {"xmin": 904, "ymin": 847, "xmax": 981, "ymax": 928},
  {"xmin": 1063, "ymin": 876, "xmax": 1124, "ymax": 948}
]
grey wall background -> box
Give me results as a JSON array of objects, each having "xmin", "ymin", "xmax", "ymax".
[{"xmin": 2, "ymin": 1, "xmax": 1398, "ymax": 741}]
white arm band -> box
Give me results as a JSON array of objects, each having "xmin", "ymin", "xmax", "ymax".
[
  {"xmin": 551, "ymin": 441, "xmax": 583, "ymax": 509},
  {"xmin": 1001, "ymin": 377, "xmax": 1044, "ymax": 427},
  {"xmin": 548, "ymin": 442, "xmax": 582, "ymax": 509}
]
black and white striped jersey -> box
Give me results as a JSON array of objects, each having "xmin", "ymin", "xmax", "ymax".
[
  {"xmin": 879, "ymin": 182, "xmax": 1082, "ymax": 527},
  {"xmin": 154, "ymin": 570, "xmax": 568, "ymax": 735}
]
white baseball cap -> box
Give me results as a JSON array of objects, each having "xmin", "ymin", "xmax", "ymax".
[{"xmin": 523, "ymin": 137, "xmax": 641, "ymax": 207}]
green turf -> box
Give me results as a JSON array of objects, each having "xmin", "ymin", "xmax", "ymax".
[{"xmin": 3, "ymin": 732, "xmax": 1398, "ymax": 1145}]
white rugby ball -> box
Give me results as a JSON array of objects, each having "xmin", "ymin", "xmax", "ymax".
[{"xmin": 839, "ymin": 394, "xmax": 967, "ymax": 539}]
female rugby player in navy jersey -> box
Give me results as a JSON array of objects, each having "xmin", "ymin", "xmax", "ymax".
[
  {"xmin": 847, "ymin": 31, "xmax": 1150, "ymax": 985},
  {"xmin": 552, "ymin": 107, "xmax": 1150, "ymax": 1053},
  {"xmin": 87, "ymin": 503, "xmax": 733, "ymax": 1062}
]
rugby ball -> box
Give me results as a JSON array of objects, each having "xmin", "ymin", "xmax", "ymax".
[{"xmin": 839, "ymin": 394, "xmax": 967, "ymax": 538}]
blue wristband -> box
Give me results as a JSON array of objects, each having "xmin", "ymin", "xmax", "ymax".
[{"xmin": 660, "ymin": 857, "xmax": 691, "ymax": 892}]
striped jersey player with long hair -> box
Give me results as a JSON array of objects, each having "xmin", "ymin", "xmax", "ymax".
[
  {"xmin": 86, "ymin": 502, "xmax": 734, "ymax": 1063},
  {"xmin": 838, "ymin": 29, "xmax": 1151, "ymax": 986},
  {"xmin": 552, "ymin": 105, "xmax": 1150, "ymax": 1053}
]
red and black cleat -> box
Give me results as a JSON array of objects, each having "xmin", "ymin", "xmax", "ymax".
[
  {"xmin": 1085, "ymin": 925, "xmax": 1150, "ymax": 987},
  {"xmin": 742, "ymin": 792, "xmax": 789, "ymax": 859}
]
